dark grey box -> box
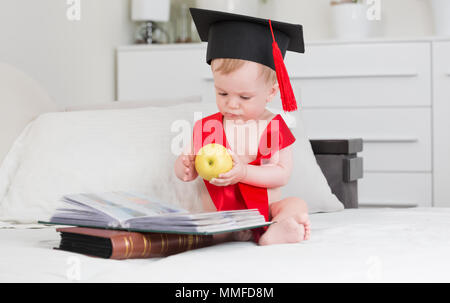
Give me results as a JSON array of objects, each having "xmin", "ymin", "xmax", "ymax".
[{"xmin": 310, "ymin": 139, "xmax": 364, "ymax": 209}]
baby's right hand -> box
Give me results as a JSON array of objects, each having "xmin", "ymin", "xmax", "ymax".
[{"xmin": 181, "ymin": 153, "xmax": 198, "ymax": 182}]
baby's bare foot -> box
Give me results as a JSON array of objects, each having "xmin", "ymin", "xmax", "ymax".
[{"xmin": 258, "ymin": 217, "xmax": 305, "ymax": 246}]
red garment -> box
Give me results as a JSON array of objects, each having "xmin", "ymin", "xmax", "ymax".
[{"xmin": 193, "ymin": 112, "xmax": 296, "ymax": 242}]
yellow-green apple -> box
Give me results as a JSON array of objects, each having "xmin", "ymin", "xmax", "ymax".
[{"xmin": 195, "ymin": 143, "xmax": 233, "ymax": 181}]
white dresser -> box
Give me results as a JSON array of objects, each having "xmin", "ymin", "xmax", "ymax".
[{"xmin": 116, "ymin": 38, "xmax": 450, "ymax": 208}]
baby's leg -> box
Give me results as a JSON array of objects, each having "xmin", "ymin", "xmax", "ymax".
[
  {"xmin": 259, "ymin": 197, "xmax": 310, "ymax": 246},
  {"xmin": 212, "ymin": 232, "xmax": 234, "ymax": 245},
  {"xmin": 212, "ymin": 229, "xmax": 253, "ymax": 244}
]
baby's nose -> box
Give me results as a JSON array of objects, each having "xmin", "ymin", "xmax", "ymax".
[{"xmin": 227, "ymin": 98, "xmax": 240, "ymax": 109}]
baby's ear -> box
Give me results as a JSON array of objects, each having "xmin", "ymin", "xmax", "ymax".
[
  {"xmin": 267, "ymin": 83, "xmax": 280, "ymax": 101},
  {"xmin": 273, "ymin": 82, "xmax": 280, "ymax": 93}
]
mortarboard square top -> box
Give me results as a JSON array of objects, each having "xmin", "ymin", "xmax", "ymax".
[{"xmin": 189, "ymin": 7, "xmax": 304, "ymax": 71}]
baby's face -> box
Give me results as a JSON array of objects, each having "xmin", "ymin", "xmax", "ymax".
[{"xmin": 212, "ymin": 60, "xmax": 278, "ymax": 122}]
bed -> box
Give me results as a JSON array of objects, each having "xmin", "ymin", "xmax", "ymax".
[
  {"xmin": 1, "ymin": 62, "xmax": 449, "ymax": 283},
  {"xmin": 1, "ymin": 207, "xmax": 450, "ymax": 283}
]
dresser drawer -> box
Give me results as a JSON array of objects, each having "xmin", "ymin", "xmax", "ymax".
[
  {"xmin": 432, "ymin": 41, "xmax": 450, "ymax": 207},
  {"xmin": 359, "ymin": 172, "xmax": 432, "ymax": 207},
  {"xmin": 301, "ymin": 108, "xmax": 431, "ymax": 172},
  {"xmin": 285, "ymin": 42, "xmax": 431, "ymax": 108},
  {"xmin": 117, "ymin": 45, "xmax": 210, "ymax": 101}
]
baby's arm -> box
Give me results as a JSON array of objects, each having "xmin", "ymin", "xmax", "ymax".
[
  {"xmin": 174, "ymin": 136, "xmax": 198, "ymax": 182},
  {"xmin": 210, "ymin": 145, "xmax": 293, "ymax": 188},
  {"xmin": 242, "ymin": 146, "xmax": 293, "ymax": 188}
]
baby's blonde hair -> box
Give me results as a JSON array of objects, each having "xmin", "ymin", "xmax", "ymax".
[{"xmin": 211, "ymin": 58, "xmax": 277, "ymax": 86}]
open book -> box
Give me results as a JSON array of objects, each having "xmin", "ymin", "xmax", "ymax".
[{"xmin": 40, "ymin": 192, "xmax": 271, "ymax": 235}]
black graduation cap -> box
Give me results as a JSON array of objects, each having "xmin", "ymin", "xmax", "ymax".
[{"xmin": 189, "ymin": 8, "xmax": 305, "ymax": 112}]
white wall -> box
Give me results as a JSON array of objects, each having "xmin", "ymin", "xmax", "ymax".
[
  {"xmin": 0, "ymin": 0, "xmax": 135, "ymax": 108},
  {"xmin": 0, "ymin": 0, "xmax": 436, "ymax": 108},
  {"xmin": 260, "ymin": 0, "xmax": 434, "ymax": 40}
]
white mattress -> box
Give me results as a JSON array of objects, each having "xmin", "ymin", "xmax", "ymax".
[{"xmin": 1, "ymin": 207, "xmax": 450, "ymax": 283}]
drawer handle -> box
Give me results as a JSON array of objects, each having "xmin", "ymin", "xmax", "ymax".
[
  {"xmin": 359, "ymin": 202, "xmax": 418, "ymax": 208},
  {"xmin": 202, "ymin": 71, "xmax": 418, "ymax": 81},
  {"xmin": 311, "ymin": 137, "xmax": 418, "ymax": 143},
  {"xmin": 363, "ymin": 137, "xmax": 418, "ymax": 143},
  {"xmin": 290, "ymin": 71, "xmax": 418, "ymax": 80}
]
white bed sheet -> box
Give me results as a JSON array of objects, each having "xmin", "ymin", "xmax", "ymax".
[{"xmin": 1, "ymin": 207, "xmax": 449, "ymax": 283}]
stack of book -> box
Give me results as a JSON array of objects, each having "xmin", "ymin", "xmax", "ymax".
[{"xmin": 40, "ymin": 192, "xmax": 271, "ymax": 259}]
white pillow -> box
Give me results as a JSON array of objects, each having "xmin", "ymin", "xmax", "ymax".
[
  {"xmin": 283, "ymin": 110, "xmax": 344, "ymax": 213},
  {"xmin": 265, "ymin": 106, "xmax": 343, "ymax": 213},
  {"xmin": 64, "ymin": 95, "xmax": 202, "ymax": 112},
  {"xmin": 0, "ymin": 62, "xmax": 60, "ymax": 166},
  {"xmin": 0, "ymin": 102, "xmax": 342, "ymax": 223},
  {"xmin": 0, "ymin": 103, "xmax": 211, "ymax": 223}
]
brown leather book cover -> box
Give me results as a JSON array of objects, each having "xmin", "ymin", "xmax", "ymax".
[{"xmin": 56, "ymin": 227, "xmax": 214, "ymax": 259}]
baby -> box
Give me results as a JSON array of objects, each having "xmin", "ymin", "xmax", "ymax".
[
  {"xmin": 174, "ymin": 57, "xmax": 310, "ymax": 245},
  {"xmin": 174, "ymin": 7, "xmax": 310, "ymax": 245}
]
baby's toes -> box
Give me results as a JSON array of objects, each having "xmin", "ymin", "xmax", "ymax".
[
  {"xmin": 303, "ymin": 222, "xmax": 311, "ymax": 240},
  {"xmin": 304, "ymin": 219, "xmax": 311, "ymax": 230},
  {"xmin": 304, "ymin": 230, "xmax": 311, "ymax": 240},
  {"xmin": 304, "ymin": 226, "xmax": 311, "ymax": 240}
]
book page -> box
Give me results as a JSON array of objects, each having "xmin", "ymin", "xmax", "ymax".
[
  {"xmin": 62, "ymin": 192, "xmax": 188, "ymax": 224},
  {"xmin": 125, "ymin": 208, "xmax": 269, "ymax": 233},
  {"xmin": 46, "ymin": 192, "xmax": 271, "ymax": 234}
]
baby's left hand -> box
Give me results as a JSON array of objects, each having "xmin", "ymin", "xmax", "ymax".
[{"xmin": 209, "ymin": 149, "xmax": 247, "ymax": 187}]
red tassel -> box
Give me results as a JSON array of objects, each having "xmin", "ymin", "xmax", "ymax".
[{"xmin": 269, "ymin": 20, "xmax": 298, "ymax": 112}]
